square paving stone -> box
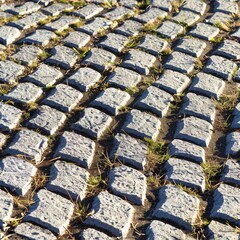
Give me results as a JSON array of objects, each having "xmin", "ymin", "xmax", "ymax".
[
  {"xmin": 213, "ymin": 1, "xmax": 239, "ymax": 14},
  {"xmin": 108, "ymin": 165, "xmax": 147, "ymax": 205},
  {"xmin": 151, "ymin": 0, "xmax": 172, "ymax": 11},
  {"xmin": 5, "ymin": 129, "xmax": 48, "ymax": 163},
  {"xmin": 134, "ymin": 86, "xmax": 173, "ymax": 117},
  {"xmin": 64, "ymin": 67, "xmax": 101, "ymax": 92},
  {"xmin": 0, "ymin": 156, "xmax": 37, "ymax": 196},
  {"xmin": 206, "ymin": 12, "xmax": 233, "ymax": 26},
  {"xmin": 134, "ymin": 7, "xmax": 167, "ymax": 23},
  {"xmin": 210, "ymin": 184, "xmax": 240, "ymax": 227},
  {"xmin": 7, "ymin": 1, "xmax": 40, "ymax": 15},
  {"xmin": 220, "ymin": 159, "xmax": 240, "ymax": 185},
  {"xmin": 110, "ymin": 133, "xmax": 147, "ymax": 170},
  {"xmin": 0, "ymin": 25, "xmax": 21, "ymax": 45},
  {"xmin": 42, "ymin": 84, "xmax": 83, "ymax": 112},
  {"xmin": 24, "ymin": 189, "xmax": 74, "ymax": 234},
  {"xmin": 80, "ymin": 228, "xmax": 112, "ymax": 240},
  {"xmin": 54, "ymin": 131, "xmax": 95, "ymax": 168},
  {"xmin": 122, "ymin": 109, "xmax": 161, "ymax": 141},
  {"xmin": 153, "ymin": 69, "xmax": 190, "ymax": 94},
  {"xmin": 165, "ymin": 157, "xmax": 205, "ymax": 192},
  {"xmin": 46, "ymin": 45, "xmax": 78, "ymax": 70},
  {"xmin": 26, "ymin": 105, "xmax": 67, "ymax": 135},
  {"xmin": 0, "ymin": 189, "xmax": 13, "ymax": 229},
  {"xmin": 90, "ymin": 88, "xmax": 131, "ymax": 116},
  {"xmin": 189, "ymin": 72, "xmax": 225, "ymax": 99},
  {"xmin": 182, "ymin": 0, "xmax": 207, "ymax": 15},
  {"xmin": 164, "ymin": 51, "xmax": 196, "ymax": 74},
  {"xmin": 225, "ymin": 131, "xmax": 240, "ymax": 156},
  {"xmin": 25, "ymin": 64, "xmax": 63, "ymax": 87},
  {"xmin": 114, "ymin": 20, "xmax": 142, "ymax": 37},
  {"xmin": 71, "ymin": 107, "xmax": 112, "ymax": 139},
  {"xmin": 203, "ymin": 55, "xmax": 237, "ymax": 81},
  {"xmin": 189, "ymin": 23, "xmax": 220, "ymax": 40},
  {"xmin": 121, "ymin": 49, "xmax": 157, "ymax": 75},
  {"xmin": 47, "ymin": 160, "xmax": 89, "ymax": 201},
  {"xmin": 172, "ymin": 9, "xmax": 201, "ymax": 26},
  {"xmin": 62, "ymin": 31, "xmax": 91, "ymax": 49},
  {"xmin": 72, "ymin": 4, "xmax": 103, "ymax": 20},
  {"xmin": 84, "ymin": 191, "xmax": 134, "ymax": 238},
  {"xmin": 41, "ymin": 3, "xmax": 73, "ymax": 16},
  {"xmin": 0, "ymin": 60, "xmax": 25, "ymax": 84},
  {"xmin": 119, "ymin": 0, "xmax": 136, "ymax": 8},
  {"xmin": 104, "ymin": 6, "xmax": 134, "ymax": 20},
  {"xmin": 153, "ymin": 185, "xmax": 200, "ymax": 231},
  {"xmin": 174, "ymin": 116, "xmax": 213, "ymax": 147}
]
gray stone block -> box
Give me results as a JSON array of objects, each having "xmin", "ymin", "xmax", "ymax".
[
  {"xmin": 221, "ymin": 159, "xmax": 240, "ymax": 185},
  {"xmin": 24, "ymin": 189, "xmax": 74, "ymax": 234},
  {"xmin": 151, "ymin": 0, "xmax": 172, "ymax": 11},
  {"xmin": 80, "ymin": 228, "xmax": 112, "ymax": 240},
  {"xmin": 206, "ymin": 12, "xmax": 233, "ymax": 25},
  {"xmin": 134, "ymin": 7, "xmax": 167, "ymax": 23},
  {"xmin": 226, "ymin": 131, "xmax": 240, "ymax": 156},
  {"xmin": 213, "ymin": 1, "xmax": 239, "ymax": 14},
  {"xmin": 182, "ymin": 0, "xmax": 207, "ymax": 15},
  {"xmin": 72, "ymin": 4, "xmax": 103, "ymax": 20},
  {"xmin": 62, "ymin": 31, "xmax": 91, "ymax": 49},
  {"xmin": 41, "ymin": 3, "xmax": 73, "ymax": 16},
  {"xmin": 7, "ymin": 1, "xmax": 40, "ymax": 15},
  {"xmin": 0, "ymin": 26, "xmax": 21, "ymax": 45},
  {"xmin": 114, "ymin": 20, "xmax": 142, "ymax": 36},
  {"xmin": 32, "ymin": 0, "xmax": 53, "ymax": 6},
  {"xmin": 119, "ymin": 0, "xmax": 136, "ymax": 8},
  {"xmin": 173, "ymin": 10, "xmax": 200, "ymax": 26},
  {"xmin": 104, "ymin": 6, "xmax": 134, "ymax": 20}
]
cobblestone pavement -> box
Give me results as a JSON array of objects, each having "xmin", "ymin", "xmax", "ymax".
[{"xmin": 0, "ymin": 0, "xmax": 240, "ymax": 239}]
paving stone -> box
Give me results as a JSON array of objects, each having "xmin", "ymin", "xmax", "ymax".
[
  {"xmin": 182, "ymin": 0, "xmax": 207, "ymax": 15},
  {"xmin": 22, "ymin": 29, "xmax": 57, "ymax": 46},
  {"xmin": 165, "ymin": 157, "xmax": 205, "ymax": 191},
  {"xmin": 24, "ymin": 189, "xmax": 74, "ymax": 234},
  {"xmin": 90, "ymin": 87, "xmax": 131, "ymax": 115},
  {"xmin": 5, "ymin": 129, "xmax": 48, "ymax": 163},
  {"xmin": 213, "ymin": 1, "xmax": 239, "ymax": 14},
  {"xmin": 42, "ymin": 84, "xmax": 83, "ymax": 112},
  {"xmin": 138, "ymin": 34, "xmax": 168, "ymax": 56},
  {"xmin": 108, "ymin": 165, "xmax": 147, "ymax": 205},
  {"xmin": 84, "ymin": 191, "xmax": 134, "ymax": 238},
  {"xmin": 64, "ymin": 67, "xmax": 101, "ymax": 92},
  {"xmin": 226, "ymin": 131, "xmax": 240, "ymax": 156},
  {"xmin": 174, "ymin": 116, "xmax": 213, "ymax": 147},
  {"xmin": 82, "ymin": 48, "xmax": 117, "ymax": 72},
  {"xmin": 104, "ymin": 6, "xmax": 134, "ymax": 20},
  {"xmin": 0, "ymin": 133, "xmax": 6, "ymax": 149},
  {"xmin": 72, "ymin": 4, "xmax": 103, "ymax": 20},
  {"xmin": 0, "ymin": 25, "xmax": 21, "ymax": 45},
  {"xmin": 189, "ymin": 22, "xmax": 220, "ymax": 40},
  {"xmin": 62, "ymin": 31, "xmax": 91, "ymax": 49},
  {"xmin": 169, "ymin": 139, "xmax": 205, "ymax": 164},
  {"xmin": 14, "ymin": 222, "xmax": 56, "ymax": 240},
  {"xmin": 153, "ymin": 185, "xmax": 200, "ymax": 231},
  {"xmin": 189, "ymin": 72, "xmax": 225, "ymax": 99},
  {"xmin": 220, "ymin": 159, "xmax": 240, "ymax": 185},
  {"xmin": 110, "ymin": 133, "xmax": 147, "ymax": 170},
  {"xmin": 41, "ymin": 3, "xmax": 73, "ymax": 16},
  {"xmin": 134, "ymin": 86, "xmax": 173, "ymax": 117},
  {"xmin": 180, "ymin": 92, "xmax": 216, "ymax": 123},
  {"xmin": 0, "ymin": 102, "xmax": 22, "ymax": 132},
  {"xmin": 1, "ymin": 82, "xmax": 43, "ymax": 104},
  {"xmin": 153, "ymin": 69, "xmax": 190, "ymax": 94},
  {"xmin": 54, "ymin": 131, "xmax": 95, "ymax": 168},
  {"xmin": 26, "ymin": 105, "xmax": 66, "ymax": 135},
  {"xmin": 25, "ymin": 63, "xmax": 63, "ymax": 87},
  {"xmin": 204, "ymin": 55, "xmax": 237, "ymax": 81},
  {"xmin": 122, "ymin": 109, "xmax": 161, "ymax": 141},
  {"xmin": 210, "ymin": 183, "xmax": 240, "ymax": 226},
  {"xmin": 0, "ymin": 156, "xmax": 37, "ymax": 196},
  {"xmin": 156, "ymin": 20, "xmax": 184, "ymax": 39},
  {"xmin": 7, "ymin": 1, "xmax": 40, "ymax": 15},
  {"xmin": 98, "ymin": 33, "xmax": 128, "ymax": 53},
  {"xmin": 121, "ymin": 49, "xmax": 157, "ymax": 75},
  {"xmin": 114, "ymin": 19, "xmax": 142, "ymax": 36},
  {"xmin": 207, "ymin": 220, "xmax": 240, "ymax": 240},
  {"xmin": 32, "ymin": 0, "xmax": 53, "ymax": 6},
  {"xmin": 232, "ymin": 27, "xmax": 240, "ymax": 39},
  {"xmin": 164, "ymin": 51, "xmax": 196, "ymax": 74},
  {"xmin": 151, "ymin": 0, "xmax": 172, "ymax": 11},
  {"xmin": 174, "ymin": 37, "xmax": 207, "ymax": 57},
  {"xmin": 119, "ymin": 0, "xmax": 136, "ymax": 8},
  {"xmin": 47, "ymin": 160, "xmax": 89, "ymax": 201},
  {"xmin": 80, "ymin": 228, "xmax": 112, "ymax": 240},
  {"xmin": 173, "ymin": 10, "xmax": 200, "ymax": 26},
  {"xmin": 214, "ymin": 39, "xmax": 240, "ymax": 60},
  {"xmin": 0, "ymin": 189, "xmax": 13, "ymax": 229},
  {"xmin": 0, "ymin": 11, "xmax": 13, "ymax": 20},
  {"xmin": 134, "ymin": 7, "xmax": 167, "ymax": 23},
  {"xmin": 71, "ymin": 107, "xmax": 112, "ymax": 139},
  {"xmin": 106, "ymin": 67, "xmax": 141, "ymax": 89},
  {"xmin": 46, "ymin": 45, "xmax": 78, "ymax": 70},
  {"xmin": 206, "ymin": 12, "xmax": 233, "ymax": 26}
]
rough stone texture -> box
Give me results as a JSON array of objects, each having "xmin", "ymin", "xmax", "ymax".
[
  {"xmin": 114, "ymin": 20, "xmax": 142, "ymax": 37},
  {"xmin": 134, "ymin": 7, "xmax": 167, "ymax": 23},
  {"xmin": 42, "ymin": 84, "xmax": 83, "ymax": 112},
  {"xmin": 121, "ymin": 49, "xmax": 157, "ymax": 75},
  {"xmin": 134, "ymin": 86, "xmax": 173, "ymax": 117},
  {"xmin": 47, "ymin": 160, "xmax": 89, "ymax": 201},
  {"xmin": 122, "ymin": 109, "xmax": 161, "ymax": 141},
  {"xmin": 108, "ymin": 165, "xmax": 147, "ymax": 205},
  {"xmin": 221, "ymin": 159, "xmax": 240, "ymax": 185},
  {"xmin": 153, "ymin": 69, "xmax": 190, "ymax": 94},
  {"xmin": 0, "ymin": 156, "xmax": 37, "ymax": 196},
  {"xmin": 174, "ymin": 116, "xmax": 213, "ymax": 147},
  {"xmin": 213, "ymin": 0, "xmax": 239, "ymax": 14},
  {"xmin": 110, "ymin": 133, "xmax": 147, "ymax": 170},
  {"xmin": 71, "ymin": 107, "xmax": 112, "ymax": 139},
  {"xmin": 0, "ymin": 189, "xmax": 13, "ymax": 229},
  {"xmin": 206, "ymin": 12, "xmax": 233, "ymax": 25},
  {"xmin": 62, "ymin": 31, "xmax": 91, "ymax": 49},
  {"xmin": 5, "ymin": 129, "xmax": 48, "ymax": 163},
  {"xmin": 54, "ymin": 131, "xmax": 95, "ymax": 168},
  {"xmin": 169, "ymin": 139, "xmax": 205, "ymax": 164},
  {"xmin": 82, "ymin": 48, "xmax": 117, "ymax": 72},
  {"xmin": 24, "ymin": 189, "xmax": 74, "ymax": 234},
  {"xmin": 72, "ymin": 4, "xmax": 103, "ymax": 20},
  {"xmin": 26, "ymin": 105, "xmax": 67, "ymax": 135},
  {"xmin": 182, "ymin": 0, "xmax": 207, "ymax": 15},
  {"xmin": 173, "ymin": 10, "xmax": 201, "ymax": 26},
  {"xmin": 0, "ymin": 102, "xmax": 22, "ymax": 132},
  {"xmin": 14, "ymin": 222, "xmax": 57, "ymax": 240},
  {"xmin": 104, "ymin": 6, "xmax": 134, "ymax": 20},
  {"xmin": 84, "ymin": 191, "xmax": 134, "ymax": 238},
  {"xmin": 226, "ymin": 131, "xmax": 240, "ymax": 156},
  {"xmin": 119, "ymin": 0, "xmax": 136, "ymax": 8},
  {"xmin": 0, "ymin": 25, "xmax": 21, "ymax": 45},
  {"xmin": 64, "ymin": 67, "xmax": 101, "ymax": 92},
  {"xmin": 90, "ymin": 88, "xmax": 131, "ymax": 116},
  {"xmin": 153, "ymin": 185, "xmax": 200, "ymax": 231},
  {"xmin": 80, "ymin": 229, "xmax": 112, "ymax": 240},
  {"xmin": 151, "ymin": 0, "xmax": 172, "ymax": 11},
  {"xmin": 7, "ymin": 1, "xmax": 41, "ymax": 15},
  {"xmin": 41, "ymin": 3, "xmax": 73, "ymax": 16},
  {"xmin": 210, "ymin": 184, "xmax": 240, "ymax": 226}
]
